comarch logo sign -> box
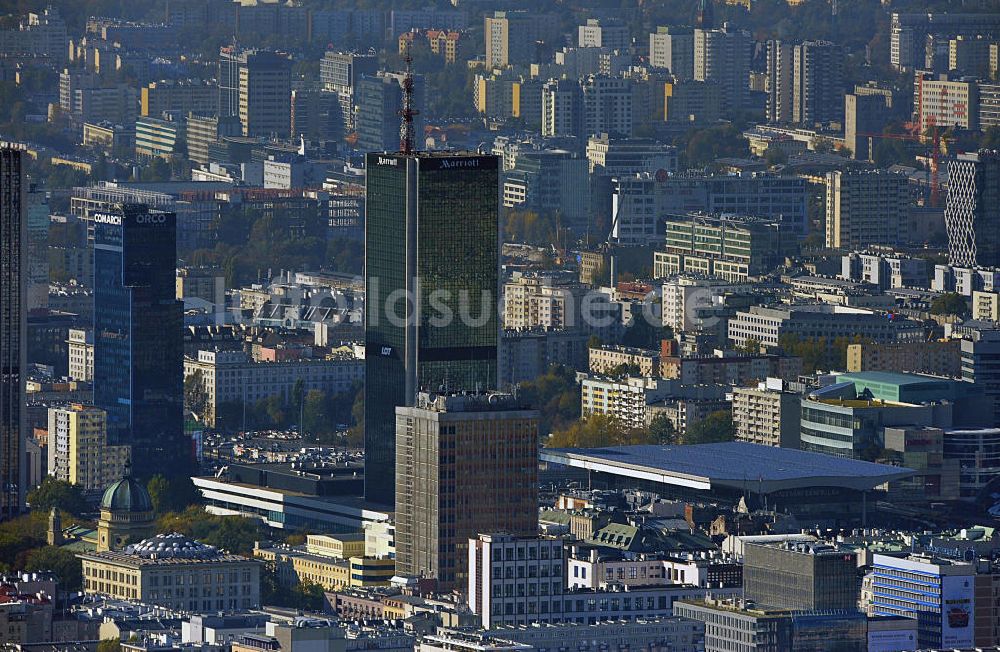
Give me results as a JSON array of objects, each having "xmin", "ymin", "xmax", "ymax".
[{"xmin": 92, "ymin": 212, "xmax": 122, "ymax": 226}]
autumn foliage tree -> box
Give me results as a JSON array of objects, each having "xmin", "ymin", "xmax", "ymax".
[{"xmin": 547, "ymin": 414, "xmax": 668, "ymax": 448}]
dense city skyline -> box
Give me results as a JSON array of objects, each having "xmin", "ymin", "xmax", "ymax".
[{"xmin": 1, "ymin": 0, "xmax": 1000, "ymax": 649}]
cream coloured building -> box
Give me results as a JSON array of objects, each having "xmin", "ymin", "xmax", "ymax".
[
  {"xmin": 503, "ymin": 273, "xmax": 588, "ymax": 331},
  {"xmin": 79, "ymin": 532, "xmax": 261, "ymax": 611},
  {"xmin": 47, "ymin": 404, "xmax": 128, "ymax": 491},
  {"xmin": 304, "ymin": 533, "xmax": 364, "ymax": 559},
  {"xmin": 732, "ymin": 380, "xmax": 802, "ymax": 448},
  {"xmin": 252, "ymin": 536, "xmax": 394, "ymax": 591},
  {"xmin": 973, "ymin": 290, "xmax": 1000, "ymax": 322},
  {"xmin": 580, "ymin": 376, "xmax": 675, "ymax": 430},
  {"xmin": 588, "ymin": 344, "xmax": 660, "ymax": 377},
  {"xmin": 67, "ymin": 328, "xmax": 93, "ymax": 382},
  {"xmin": 825, "ymin": 170, "xmax": 908, "ymax": 250},
  {"xmin": 183, "ymin": 349, "xmax": 363, "ymax": 427}
]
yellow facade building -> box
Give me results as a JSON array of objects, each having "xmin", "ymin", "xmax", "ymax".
[
  {"xmin": 253, "ymin": 536, "xmax": 394, "ymax": 591},
  {"xmin": 47, "ymin": 404, "xmax": 129, "ymax": 492},
  {"xmin": 80, "ymin": 533, "xmax": 261, "ymax": 611}
]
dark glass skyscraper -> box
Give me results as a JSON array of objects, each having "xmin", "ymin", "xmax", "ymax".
[
  {"xmin": 0, "ymin": 148, "xmax": 25, "ymax": 519},
  {"xmin": 93, "ymin": 204, "xmax": 186, "ymax": 479},
  {"xmin": 364, "ymin": 152, "xmax": 500, "ymax": 504}
]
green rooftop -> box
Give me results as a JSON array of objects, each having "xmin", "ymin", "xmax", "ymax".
[{"xmin": 835, "ymin": 371, "xmax": 973, "ymax": 404}]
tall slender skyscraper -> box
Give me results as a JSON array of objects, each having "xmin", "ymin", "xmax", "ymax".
[
  {"xmin": 218, "ymin": 47, "xmax": 292, "ymax": 138},
  {"xmin": 694, "ymin": 24, "xmax": 751, "ymax": 110},
  {"xmin": 767, "ymin": 40, "xmax": 845, "ymax": 126},
  {"xmin": 791, "ymin": 40, "xmax": 844, "ymax": 126},
  {"xmin": 218, "ymin": 45, "xmax": 241, "ymax": 120},
  {"xmin": 364, "ymin": 151, "xmax": 500, "ymax": 504},
  {"xmin": 0, "ymin": 147, "xmax": 25, "ymax": 519},
  {"xmin": 93, "ymin": 204, "xmax": 186, "ymax": 479},
  {"xmin": 946, "ymin": 150, "xmax": 1000, "ymax": 268}
]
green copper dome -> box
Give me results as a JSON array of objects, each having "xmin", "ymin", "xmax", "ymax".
[{"xmin": 100, "ymin": 471, "xmax": 153, "ymax": 513}]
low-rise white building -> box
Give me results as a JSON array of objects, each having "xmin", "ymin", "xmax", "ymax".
[
  {"xmin": 728, "ymin": 304, "xmax": 924, "ymax": 350},
  {"xmin": 468, "ymin": 533, "xmax": 741, "ymax": 629},
  {"xmin": 183, "ymin": 349, "xmax": 363, "ymax": 427},
  {"xmin": 67, "ymin": 328, "xmax": 94, "ymax": 382}
]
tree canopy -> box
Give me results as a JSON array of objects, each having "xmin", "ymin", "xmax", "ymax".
[
  {"xmin": 155, "ymin": 507, "xmax": 263, "ymax": 555},
  {"xmin": 0, "ymin": 512, "xmax": 48, "ymax": 573},
  {"xmin": 517, "ymin": 365, "xmax": 581, "ymax": 436},
  {"xmin": 147, "ymin": 475, "xmax": 200, "ymax": 516},
  {"xmin": 261, "ymin": 571, "xmax": 326, "ymax": 611},
  {"xmin": 187, "ymin": 206, "xmax": 360, "ymax": 287},
  {"xmin": 683, "ymin": 410, "xmax": 735, "ymax": 445},
  {"xmin": 929, "ymin": 292, "xmax": 969, "ymax": 318},
  {"xmin": 24, "ymin": 546, "xmax": 83, "ymax": 591},
  {"xmin": 680, "ymin": 125, "xmax": 750, "ymax": 168},
  {"xmin": 26, "ymin": 478, "xmax": 89, "ymax": 516}
]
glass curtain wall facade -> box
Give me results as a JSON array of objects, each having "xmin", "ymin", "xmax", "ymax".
[
  {"xmin": 0, "ymin": 148, "xmax": 24, "ymax": 518},
  {"xmin": 93, "ymin": 204, "xmax": 186, "ymax": 478},
  {"xmin": 364, "ymin": 152, "xmax": 499, "ymax": 504}
]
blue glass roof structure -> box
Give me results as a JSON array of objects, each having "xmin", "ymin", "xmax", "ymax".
[{"xmin": 541, "ymin": 442, "xmax": 915, "ymax": 493}]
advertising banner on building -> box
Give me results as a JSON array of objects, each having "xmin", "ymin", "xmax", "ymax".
[{"xmin": 941, "ymin": 574, "xmax": 974, "ymax": 648}]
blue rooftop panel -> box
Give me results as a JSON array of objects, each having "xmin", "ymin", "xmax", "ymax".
[{"xmin": 542, "ymin": 442, "xmax": 915, "ymax": 492}]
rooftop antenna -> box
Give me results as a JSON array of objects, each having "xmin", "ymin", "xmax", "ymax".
[
  {"xmin": 696, "ymin": 0, "xmax": 714, "ymax": 29},
  {"xmin": 399, "ymin": 42, "xmax": 419, "ymax": 155}
]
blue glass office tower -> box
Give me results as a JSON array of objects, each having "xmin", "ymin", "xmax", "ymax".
[{"xmin": 93, "ymin": 204, "xmax": 186, "ymax": 478}]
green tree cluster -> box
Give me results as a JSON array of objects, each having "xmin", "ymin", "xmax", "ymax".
[
  {"xmin": 302, "ymin": 388, "xmax": 357, "ymax": 441},
  {"xmin": 187, "ymin": 206, "xmax": 361, "ymax": 286},
  {"xmin": 0, "ymin": 512, "xmax": 48, "ymax": 573},
  {"xmin": 347, "ymin": 386, "xmax": 365, "ymax": 448},
  {"xmin": 503, "ymin": 210, "xmax": 561, "ymax": 245},
  {"xmin": 24, "ymin": 546, "xmax": 83, "ymax": 591},
  {"xmin": 261, "ymin": 570, "xmax": 326, "ymax": 611},
  {"xmin": 647, "ymin": 413, "xmax": 678, "ymax": 444},
  {"xmin": 138, "ymin": 157, "xmax": 172, "ymax": 183},
  {"xmin": 763, "ymin": 146, "xmax": 788, "ymax": 166},
  {"xmin": 155, "ymin": 506, "xmax": 263, "ymax": 555},
  {"xmin": 214, "ymin": 383, "xmax": 360, "ymax": 440},
  {"xmin": 929, "ymin": 292, "xmax": 969, "ymax": 318},
  {"xmin": 0, "ymin": 511, "xmax": 85, "ymax": 590},
  {"xmin": 26, "ymin": 478, "xmax": 89, "ymax": 516},
  {"xmin": 778, "ymin": 333, "xmax": 870, "ymax": 373},
  {"xmin": 547, "ymin": 414, "xmax": 654, "ymax": 448},
  {"xmin": 683, "ymin": 411, "xmax": 735, "ymax": 445},
  {"xmin": 147, "ymin": 475, "xmax": 201, "ymax": 515},
  {"xmin": 517, "ymin": 365, "xmax": 581, "ymax": 435},
  {"xmin": 679, "ymin": 125, "xmax": 750, "ymax": 168},
  {"xmin": 607, "ymin": 362, "xmax": 643, "ymax": 378},
  {"xmin": 546, "ymin": 410, "xmax": 733, "ymax": 449}
]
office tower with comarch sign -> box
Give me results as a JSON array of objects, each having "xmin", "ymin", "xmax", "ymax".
[{"xmin": 93, "ymin": 203, "xmax": 186, "ymax": 479}]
